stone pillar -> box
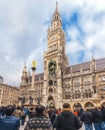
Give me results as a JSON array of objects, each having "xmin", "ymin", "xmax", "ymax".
[
  {"xmin": 31, "ymin": 68, "xmax": 36, "ymax": 91},
  {"xmin": 31, "ymin": 60, "xmax": 36, "ymax": 91},
  {"xmin": 29, "ymin": 60, "xmax": 36, "ymax": 105}
]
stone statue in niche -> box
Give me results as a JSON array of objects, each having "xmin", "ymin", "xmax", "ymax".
[{"xmin": 93, "ymin": 85, "xmax": 96, "ymax": 93}]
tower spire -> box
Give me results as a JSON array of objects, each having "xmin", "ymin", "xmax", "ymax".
[
  {"xmin": 52, "ymin": 1, "xmax": 62, "ymax": 27},
  {"xmin": 23, "ymin": 61, "xmax": 27, "ymax": 73},
  {"xmin": 56, "ymin": 1, "xmax": 58, "ymax": 12}
]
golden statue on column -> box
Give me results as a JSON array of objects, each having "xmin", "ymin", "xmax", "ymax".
[{"xmin": 32, "ymin": 60, "xmax": 37, "ymax": 68}]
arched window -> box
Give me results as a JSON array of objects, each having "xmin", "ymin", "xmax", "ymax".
[
  {"xmin": 48, "ymin": 95, "xmax": 53, "ymax": 101},
  {"xmin": 73, "ymin": 103, "xmax": 82, "ymax": 109},
  {"xmin": 49, "ymin": 88, "xmax": 53, "ymax": 93},
  {"xmin": 101, "ymin": 102, "xmax": 105, "ymax": 107},
  {"xmin": 49, "ymin": 80, "xmax": 53, "ymax": 86},
  {"xmin": 84, "ymin": 102, "xmax": 94, "ymax": 109}
]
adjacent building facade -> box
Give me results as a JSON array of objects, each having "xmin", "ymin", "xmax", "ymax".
[
  {"xmin": 19, "ymin": 2, "xmax": 105, "ymax": 109},
  {"xmin": 0, "ymin": 77, "xmax": 19, "ymax": 106}
]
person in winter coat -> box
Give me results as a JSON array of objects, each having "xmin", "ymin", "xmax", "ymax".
[
  {"xmin": 24, "ymin": 104, "xmax": 53, "ymax": 130},
  {"xmin": 49, "ymin": 108, "xmax": 57, "ymax": 128},
  {"xmin": 29, "ymin": 107, "xmax": 35, "ymax": 119},
  {"xmin": 53, "ymin": 103, "xmax": 82, "ymax": 130},
  {"xmin": 92, "ymin": 107, "xmax": 103, "ymax": 130},
  {"xmin": 80, "ymin": 109, "xmax": 94, "ymax": 130},
  {"xmin": 0, "ymin": 106, "xmax": 4, "ymax": 117},
  {"xmin": 13, "ymin": 106, "xmax": 22, "ymax": 119},
  {"xmin": 101, "ymin": 106, "xmax": 105, "ymax": 130},
  {"xmin": 0, "ymin": 105, "xmax": 20, "ymax": 130}
]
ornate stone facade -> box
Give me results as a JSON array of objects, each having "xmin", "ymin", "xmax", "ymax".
[{"xmin": 19, "ymin": 2, "xmax": 105, "ymax": 109}]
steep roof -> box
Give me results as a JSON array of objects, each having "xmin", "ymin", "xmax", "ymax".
[
  {"xmin": 35, "ymin": 73, "xmax": 44, "ymax": 81},
  {"xmin": 34, "ymin": 58, "xmax": 105, "ymax": 77},
  {"xmin": 0, "ymin": 75, "xmax": 3, "ymax": 79},
  {"xmin": 65, "ymin": 58, "xmax": 105, "ymax": 74}
]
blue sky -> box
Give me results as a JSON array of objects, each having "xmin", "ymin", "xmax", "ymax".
[{"xmin": 0, "ymin": 0, "xmax": 105, "ymax": 86}]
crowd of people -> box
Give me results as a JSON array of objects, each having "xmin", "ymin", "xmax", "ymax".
[{"xmin": 0, "ymin": 103, "xmax": 105, "ymax": 130}]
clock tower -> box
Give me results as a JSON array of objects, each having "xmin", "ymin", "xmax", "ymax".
[{"xmin": 43, "ymin": 2, "xmax": 68, "ymax": 108}]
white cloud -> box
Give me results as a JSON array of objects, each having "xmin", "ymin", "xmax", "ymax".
[
  {"xmin": 0, "ymin": 0, "xmax": 105, "ymax": 86},
  {"xmin": 67, "ymin": 26, "xmax": 80, "ymax": 41}
]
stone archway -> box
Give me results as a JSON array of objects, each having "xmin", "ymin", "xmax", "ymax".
[
  {"xmin": 63, "ymin": 103, "xmax": 71, "ymax": 108},
  {"xmin": 49, "ymin": 102, "xmax": 55, "ymax": 108},
  {"xmin": 48, "ymin": 95, "xmax": 53, "ymax": 101},
  {"xmin": 49, "ymin": 80, "xmax": 53, "ymax": 86},
  {"xmin": 73, "ymin": 103, "xmax": 82, "ymax": 110},
  {"xmin": 84, "ymin": 102, "xmax": 94, "ymax": 109},
  {"xmin": 47, "ymin": 95, "xmax": 55, "ymax": 108},
  {"xmin": 101, "ymin": 102, "xmax": 105, "ymax": 107}
]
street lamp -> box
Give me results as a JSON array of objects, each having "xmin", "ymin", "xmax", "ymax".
[
  {"xmin": 22, "ymin": 96, "xmax": 25, "ymax": 105},
  {"xmin": 18, "ymin": 96, "xmax": 25, "ymax": 105},
  {"xmin": 36, "ymin": 97, "xmax": 41, "ymax": 104},
  {"xmin": 29, "ymin": 95, "xmax": 33, "ymax": 105},
  {"xmin": 75, "ymin": 102, "xmax": 80, "ymax": 109}
]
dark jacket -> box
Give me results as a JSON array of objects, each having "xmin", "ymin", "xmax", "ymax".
[
  {"xmin": 29, "ymin": 111, "xmax": 36, "ymax": 119},
  {"xmin": 53, "ymin": 110, "xmax": 82, "ymax": 130},
  {"xmin": 0, "ymin": 107, "xmax": 5, "ymax": 117},
  {"xmin": 0, "ymin": 115, "xmax": 20, "ymax": 130},
  {"xmin": 24, "ymin": 115, "xmax": 52, "ymax": 130},
  {"xmin": 80, "ymin": 111, "xmax": 93, "ymax": 124},
  {"xmin": 92, "ymin": 109, "xmax": 103, "ymax": 123},
  {"xmin": 101, "ymin": 107, "xmax": 105, "ymax": 121},
  {"xmin": 78, "ymin": 109, "xmax": 84, "ymax": 117}
]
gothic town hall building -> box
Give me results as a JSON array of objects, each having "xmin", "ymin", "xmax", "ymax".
[{"xmin": 19, "ymin": 3, "xmax": 105, "ymax": 109}]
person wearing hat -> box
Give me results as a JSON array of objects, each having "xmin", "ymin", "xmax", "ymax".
[
  {"xmin": 53, "ymin": 103, "xmax": 82, "ymax": 130},
  {"xmin": 24, "ymin": 104, "xmax": 53, "ymax": 130}
]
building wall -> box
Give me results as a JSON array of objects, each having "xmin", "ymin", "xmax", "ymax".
[
  {"xmin": 0, "ymin": 83, "xmax": 19, "ymax": 106},
  {"xmin": 19, "ymin": 3, "xmax": 105, "ymax": 109},
  {"xmin": 19, "ymin": 74, "xmax": 44, "ymax": 106},
  {"xmin": 62, "ymin": 68, "xmax": 105, "ymax": 109},
  {"xmin": 19, "ymin": 64, "xmax": 105, "ymax": 109}
]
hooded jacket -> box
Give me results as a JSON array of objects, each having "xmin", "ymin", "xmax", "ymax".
[
  {"xmin": 92, "ymin": 109, "xmax": 103, "ymax": 123},
  {"xmin": 80, "ymin": 111, "xmax": 94, "ymax": 124},
  {"xmin": 53, "ymin": 109, "xmax": 82, "ymax": 130}
]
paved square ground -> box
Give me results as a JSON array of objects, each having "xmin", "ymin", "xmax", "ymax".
[{"xmin": 19, "ymin": 125, "xmax": 94, "ymax": 130}]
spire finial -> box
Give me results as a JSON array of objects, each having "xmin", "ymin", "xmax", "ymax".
[
  {"xmin": 56, "ymin": 1, "xmax": 58, "ymax": 12},
  {"xmin": 92, "ymin": 54, "xmax": 95, "ymax": 61},
  {"xmin": 92, "ymin": 54, "xmax": 94, "ymax": 60},
  {"xmin": 24, "ymin": 61, "xmax": 26, "ymax": 66},
  {"xmin": 23, "ymin": 61, "xmax": 27, "ymax": 73}
]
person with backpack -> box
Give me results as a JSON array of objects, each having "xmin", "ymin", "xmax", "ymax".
[{"xmin": 53, "ymin": 103, "xmax": 82, "ymax": 130}]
